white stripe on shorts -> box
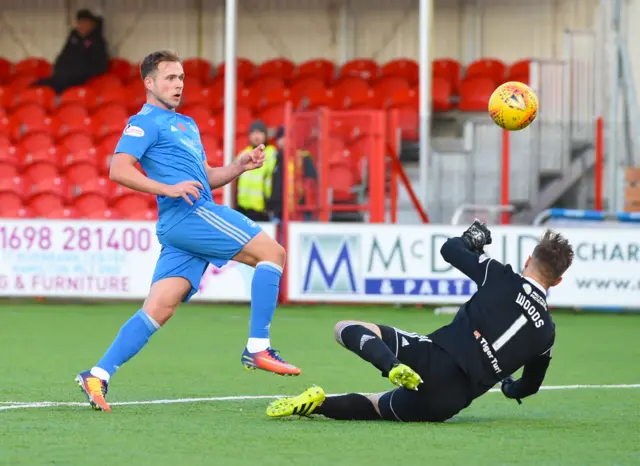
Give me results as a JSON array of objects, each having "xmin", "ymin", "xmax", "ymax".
[
  {"xmin": 194, "ymin": 208, "xmax": 249, "ymax": 245},
  {"xmin": 196, "ymin": 207, "xmax": 253, "ymax": 243}
]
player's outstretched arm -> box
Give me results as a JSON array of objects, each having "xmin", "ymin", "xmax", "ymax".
[
  {"xmin": 440, "ymin": 220, "xmax": 503, "ymax": 285},
  {"xmin": 110, "ymin": 153, "xmax": 203, "ymax": 205},
  {"xmin": 501, "ymin": 350, "xmax": 552, "ymax": 401},
  {"xmin": 205, "ymin": 144, "xmax": 266, "ymax": 189}
]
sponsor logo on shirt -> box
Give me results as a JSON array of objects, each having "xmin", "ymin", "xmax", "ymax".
[{"xmin": 123, "ymin": 124, "xmax": 145, "ymax": 137}]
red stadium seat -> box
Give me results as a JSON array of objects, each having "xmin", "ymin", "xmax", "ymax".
[
  {"xmin": 297, "ymin": 59, "xmax": 335, "ymax": 85},
  {"xmin": 59, "ymin": 133, "xmax": 94, "ymax": 157},
  {"xmin": 83, "ymin": 208, "xmax": 121, "ymax": 220},
  {"xmin": 206, "ymin": 147, "xmax": 224, "ymax": 168},
  {"xmin": 123, "ymin": 82, "xmax": 146, "ymax": 113},
  {"xmin": 7, "ymin": 114, "xmax": 54, "ymax": 141},
  {"xmin": 111, "ymin": 182, "xmax": 154, "ymax": 210},
  {"xmin": 96, "ymin": 134, "xmax": 120, "ymax": 174},
  {"xmin": 112, "ymin": 194, "xmax": 150, "ymax": 214},
  {"xmin": 11, "ymin": 102, "xmax": 47, "ymax": 121},
  {"xmin": 183, "ymin": 58, "xmax": 213, "ymax": 83},
  {"xmin": 109, "ymin": 58, "xmax": 135, "ymax": 83},
  {"xmin": 93, "ymin": 103, "xmax": 128, "ymax": 121},
  {"xmin": 433, "ymin": 58, "xmax": 461, "ymax": 94},
  {"xmin": 0, "ymin": 174, "xmax": 26, "ymax": 192},
  {"xmin": 8, "ymin": 74, "xmax": 37, "ymax": 92},
  {"xmin": 74, "ymin": 193, "xmax": 109, "ymax": 215},
  {"xmin": 0, "ymin": 175, "xmax": 27, "ymax": 214},
  {"xmin": 0, "ymin": 58, "xmax": 13, "ymax": 82},
  {"xmin": 458, "ymin": 77, "xmax": 495, "ymax": 111},
  {"xmin": 0, "ymin": 206, "xmax": 32, "ymax": 218},
  {"xmin": 465, "ymin": 58, "xmax": 506, "ymax": 86},
  {"xmin": 507, "ymin": 59, "xmax": 531, "ymax": 84},
  {"xmin": 55, "ymin": 104, "xmax": 89, "ymax": 123},
  {"xmin": 304, "ymin": 88, "xmax": 334, "ymax": 110},
  {"xmin": 14, "ymin": 58, "xmax": 51, "ymax": 79},
  {"xmin": 328, "ymin": 149, "xmax": 357, "ymax": 203},
  {"xmin": 249, "ymin": 76, "xmax": 286, "ymax": 103},
  {"xmin": 66, "ymin": 162, "xmax": 100, "ymax": 186},
  {"xmin": 432, "ymin": 77, "xmax": 454, "ymax": 112},
  {"xmin": 12, "ymin": 86, "xmax": 56, "ymax": 112},
  {"xmin": 42, "ymin": 206, "xmax": 79, "ymax": 219},
  {"xmin": 94, "ymin": 86, "xmax": 129, "ymax": 109},
  {"xmin": 181, "ymin": 103, "xmax": 212, "ymax": 121},
  {"xmin": 23, "ymin": 162, "xmax": 58, "ymax": 181},
  {"xmin": 340, "ymin": 59, "xmax": 380, "ymax": 82},
  {"xmin": 0, "ymin": 161, "xmax": 18, "ymax": 178},
  {"xmin": 0, "ymin": 135, "xmax": 19, "ymax": 165},
  {"xmin": 87, "ymin": 74, "xmax": 123, "ymax": 93},
  {"xmin": 0, "ymin": 86, "xmax": 11, "ymax": 108},
  {"xmin": 290, "ymin": 77, "xmax": 326, "ymax": 108},
  {"xmin": 333, "ymin": 76, "xmax": 370, "ymax": 102},
  {"xmin": 0, "ymin": 190, "xmax": 24, "ymax": 212},
  {"xmin": 59, "ymin": 86, "xmax": 97, "ymax": 108},
  {"xmin": 72, "ymin": 176, "xmax": 110, "ymax": 215},
  {"xmin": 92, "ymin": 112, "xmax": 127, "ymax": 140},
  {"xmin": 54, "ymin": 115, "xmax": 93, "ymax": 140},
  {"xmin": 216, "ymin": 58, "xmax": 257, "ymax": 84},
  {"xmin": 372, "ymin": 76, "xmax": 411, "ymax": 107},
  {"xmin": 27, "ymin": 176, "xmax": 68, "ymax": 214},
  {"xmin": 200, "ymin": 134, "xmax": 219, "ymax": 159},
  {"xmin": 381, "ymin": 59, "xmax": 419, "ymax": 84},
  {"xmin": 121, "ymin": 208, "xmax": 157, "ymax": 221},
  {"xmin": 258, "ymin": 58, "xmax": 295, "ymax": 82}
]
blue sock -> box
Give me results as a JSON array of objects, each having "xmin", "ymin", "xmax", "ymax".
[
  {"xmin": 249, "ymin": 261, "xmax": 283, "ymax": 340},
  {"xmin": 94, "ymin": 309, "xmax": 159, "ymax": 378}
]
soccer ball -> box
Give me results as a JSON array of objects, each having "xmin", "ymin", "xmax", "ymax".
[{"xmin": 488, "ymin": 81, "xmax": 538, "ymax": 131}]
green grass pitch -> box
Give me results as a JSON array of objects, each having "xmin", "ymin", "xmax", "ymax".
[{"xmin": 0, "ymin": 302, "xmax": 639, "ymax": 465}]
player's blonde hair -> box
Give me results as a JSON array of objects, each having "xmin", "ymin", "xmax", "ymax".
[
  {"xmin": 140, "ymin": 50, "xmax": 182, "ymax": 79},
  {"xmin": 531, "ymin": 230, "xmax": 574, "ymax": 285}
]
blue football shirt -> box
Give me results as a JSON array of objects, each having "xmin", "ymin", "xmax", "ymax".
[{"xmin": 114, "ymin": 103, "xmax": 212, "ymax": 234}]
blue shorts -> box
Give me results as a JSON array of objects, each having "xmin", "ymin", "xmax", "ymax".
[{"xmin": 151, "ymin": 200, "xmax": 262, "ymax": 301}]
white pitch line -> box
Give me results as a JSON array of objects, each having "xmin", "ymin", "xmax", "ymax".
[{"xmin": 1, "ymin": 384, "xmax": 639, "ymax": 412}]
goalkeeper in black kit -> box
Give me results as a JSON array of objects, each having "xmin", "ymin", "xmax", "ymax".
[{"xmin": 266, "ymin": 221, "xmax": 575, "ymax": 422}]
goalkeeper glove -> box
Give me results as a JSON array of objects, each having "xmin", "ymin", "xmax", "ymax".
[
  {"xmin": 461, "ymin": 219, "xmax": 493, "ymax": 253},
  {"xmin": 500, "ymin": 375, "xmax": 523, "ymax": 405}
]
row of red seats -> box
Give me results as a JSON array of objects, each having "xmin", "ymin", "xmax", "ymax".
[
  {"xmin": 0, "ymin": 172, "xmax": 225, "ymax": 220},
  {"xmin": 1, "ymin": 55, "xmax": 529, "ymax": 83},
  {"xmin": 1, "ymin": 55, "xmax": 531, "ymax": 96}
]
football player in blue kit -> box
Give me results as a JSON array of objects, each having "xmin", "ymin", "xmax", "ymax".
[{"xmin": 76, "ymin": 50, "xmax": 299, "ymax": 412}]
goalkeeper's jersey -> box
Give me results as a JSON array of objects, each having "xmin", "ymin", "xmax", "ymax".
[{"xmin": 429, "ymin": 237, "xmax": 555, "ymax": 397}]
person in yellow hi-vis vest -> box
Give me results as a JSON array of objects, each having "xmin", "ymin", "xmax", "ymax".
[
  {"xmin": 266, "ymin": 126, "xmax": 318, "ymax": 242},
  {"xmin": 235, "ymin": 120, "xmax": 277, "ymax": 222}
]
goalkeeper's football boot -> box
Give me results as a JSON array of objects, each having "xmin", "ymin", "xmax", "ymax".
[
  {"xmin": 266, "ymin": 386, "xmax": 325, "ymax": 418},
  {"xmin": 241, "ymin": 348, "xmax": 301, "ymax": 376},
  {"xmin": 75, "ymin": 370, "xmax": 111, "ymax": 412},
  {"xmin": 388, "ymin": 363, "xmax": 423, "ymax": 391}
]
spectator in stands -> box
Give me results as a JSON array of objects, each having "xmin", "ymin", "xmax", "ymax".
[
  {"xmin": 266, "ymin": 125, "xmax": 318, "ymax": 238},
  {"xmin": 235, "ymin": 120, "xmax": 277, "ymax": 222},
  {"xmin": 33, "ymin": 9, "xmax": 109, "ymax": 94}
]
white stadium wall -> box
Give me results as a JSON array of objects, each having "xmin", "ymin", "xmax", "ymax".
[{"xmin": 0, "ymin": 0, "xmax": 605, "ymax": 65}]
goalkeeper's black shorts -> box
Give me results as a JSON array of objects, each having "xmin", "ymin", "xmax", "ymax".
[{"xmin": 376, "ymin": 324, "xmax": 474, "ymax": 423}]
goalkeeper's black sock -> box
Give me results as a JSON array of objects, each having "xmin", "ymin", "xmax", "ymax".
[
  {"xmin": 337, "ymin": 324, "xmax": 400, "ymax": 376},
  {"xmin": 315, "ymin": 394, "xmax": 380, "ymax": 421}
]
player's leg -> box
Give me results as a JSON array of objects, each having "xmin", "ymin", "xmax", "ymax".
[
  {"xmin": 166, "ymin": 202, "xmax": 297, "ymax": 375},
  {"xmin": 266, "ymin": 387, "xmax": 389, "ymax": 421},
  {"xmin": 76, "ymin": 247, "xmax": 206, "ymax": 411},
  {"xmin": 233, "ymin": 231, "xmax": 300, "ymax": 374},
  {"xmin": 333, "ymin": 320, "xmax": 422, "ymax": 390}
]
